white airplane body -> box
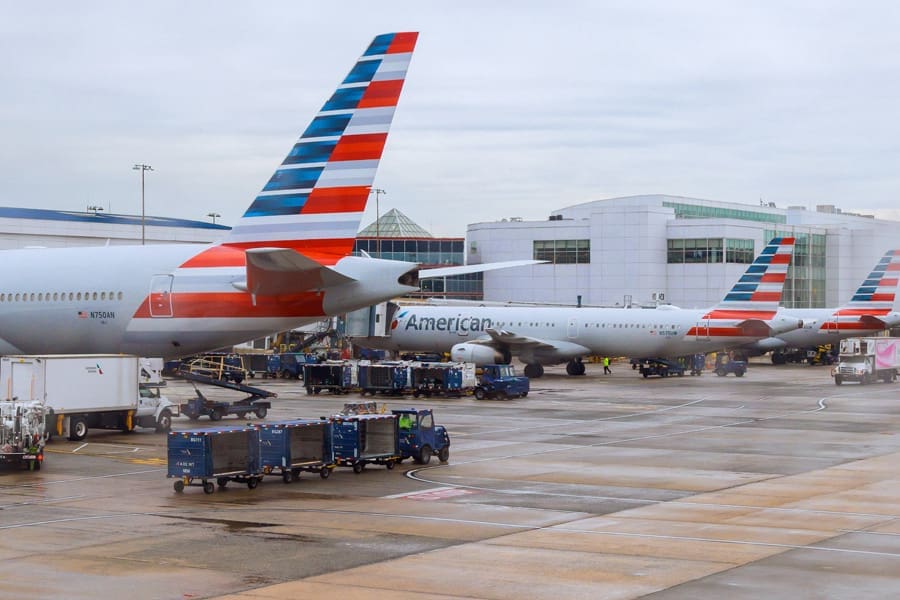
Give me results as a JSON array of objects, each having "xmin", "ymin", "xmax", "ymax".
[
  {"xmin": 361, "ymin": 238, "xmax": 804, "ymax": 376},
  {"xmin": 0, "ymin": 32, "xmax": 449, "ymax": 358}
]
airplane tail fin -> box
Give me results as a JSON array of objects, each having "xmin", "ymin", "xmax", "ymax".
[
  {"xmin": 826, "ymin": 249, "xmax": 900, "ymax": 329},
  {"xmin": 711, "ymin": 237, "xmax": 796, "ymax": 317},
  {"xmin": 220, "ymin": 32, "xmax": 418, "ymax": 263}
]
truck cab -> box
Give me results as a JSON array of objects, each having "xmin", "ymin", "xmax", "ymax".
[
  {"xmin": 393, "ymin": 408, "xmax": 450, "ymax": 464},
  {"xmin": 136, "ymin": 385, "xmax": 180, "ymax": 432},
  {"xmin": 475, "ymin": 364, "xmax": 529, "ymax": 399}
]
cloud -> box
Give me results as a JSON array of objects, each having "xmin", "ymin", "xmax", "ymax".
[{"xmin": 1, "ymin": 1, "xmax": 899, "ymax": 237}]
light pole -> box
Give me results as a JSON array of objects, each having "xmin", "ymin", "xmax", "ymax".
[
  {"xmin": 207, "ymin": 212, "xmax": 221, "ymax": 224},
  {"xmin": 369, "ymin": 188, "xmax": 385, "ymax": 257},
  {"xmin": 132, "ymin": 163, "xmax": 153, "ymax": 245}
]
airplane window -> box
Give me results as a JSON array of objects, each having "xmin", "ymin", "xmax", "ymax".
[
  {"xmin": 68, "ymin": 292, "xmax": 73, "ymax": 301},
  {"xmin": 109, "ymin": 291, "xmax": 115, "ymax": 299},
  {"xmin": 91, "ymin": 292, "xmax": 97, "ymax": 301},
  {"xmin": 53, "ymin": 293, "xmax": 58, "ymax": 301},
  {"xmin": 0, "ymin": 294, "xmax": 4, "ymax": 302},
  {"xmin": 14, "ymin": 294, "xmax": 20, "ymax": 302},
  {"xmin": 77, "ymin": 293, "xmax": 82, "ymax": 301},
  {"xmin": 118, "ymin": 292, "xmax": 123, "ymax": 300}
]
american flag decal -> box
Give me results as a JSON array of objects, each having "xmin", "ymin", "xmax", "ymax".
[{"xmin": 77, "ymin": 311, "xmax": 88, "ymax": 319}]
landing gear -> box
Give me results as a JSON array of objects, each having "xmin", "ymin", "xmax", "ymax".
[
  {"xmin": 566, "ymin": 358, "xmax": 586, "ymax": 376},
  {"xmin": 524, "ymin": 363, "xmax": 544, "ymax": 378}
]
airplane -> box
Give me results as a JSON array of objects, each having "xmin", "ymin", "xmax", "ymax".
[
  {"xmin": 743, "ymin": 249, "xmax": 900, "ymax": 360},
  {"xmin": 0, "ymin": 32, "xmax": 531, "ymax": 359},
  {"xmin": 356, "ymin": 237, "xmax": 804, "ymax": 377}
]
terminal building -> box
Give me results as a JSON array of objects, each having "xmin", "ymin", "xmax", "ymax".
[
  {"xmin": 468, "ymin": 194, "xmax": 900, "ymax": 309},
  {"xmin": 0, "ymin": 206, "xmax": 228, "ymax": 248}
]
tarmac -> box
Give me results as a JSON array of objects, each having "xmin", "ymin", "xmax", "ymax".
[{"xmin": 1, "ymin": 359, "xmax": 898, "ymax": 599}]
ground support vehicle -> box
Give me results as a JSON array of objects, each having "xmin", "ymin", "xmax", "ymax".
[
  {"xmin": 688, "ymin": 354, "xmax": 705, "ymax": 376},
  {"xmin": 240, "ymin": 353, "xmax": 270, "ymax": 379},
  {"xmin": 636, "ymin": 358, "xmax": 686, "ymax": 378},
  {"xmin": 257, "ymin": 419, "xmax": 334, "ymax": 482},
  {"xmin": 304, "ymin": 361, "xmax": 356, "ymax": 395},
  {"xmin": 271, "ymin": 352, "xmax": 319, "ymax": 379},
  {"xmin": 714, "ymin": 354, "xmax": 747, "ymax": 377},
  {"xmin": 410, "ymin": 362, "xmax": 476, "ymax": 398},
  {"xmin": 331, "ymin": 413, "xmax": 400, "ymax": 472},
  {"xmin": 137, "ymin": 385, "xmax": 180, "ymax": 432},
  {"xmin": 393, "ymin": 408, "xmax": 450, "ymax": 464},
  {"xmin": 358, "ymin": 361, "xmax": 410, "ymax": 396},
  {"xmin": 167, "ymin": 425, "xmax": 262, "ymax": 494},
  {"xmin": 474, "ymin": 364, "xmax": 529, "ymax": 399},
  {"xmin": 0, "ymin": 400, "xmax": 47, "ymax": 471},
  {"xmin": 180, "ymin": 354, "xmax": 247, "ymax": 384},
  {"xmin": 833, "ymin": 337, "xmax": 900, "ymax": 385},
  {"xmin": 179, "ymin": 381, "xmax": 273, "ymax": 422},
  {"xmin": 0, "ymin": 355, "xmax": 178, "ymax": 441}
]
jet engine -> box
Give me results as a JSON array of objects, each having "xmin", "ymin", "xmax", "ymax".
[{"xmin": 451, "ymin": 343, "xmax": 509, "ymax": 365}]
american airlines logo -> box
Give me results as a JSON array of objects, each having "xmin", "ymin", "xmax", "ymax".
[{"xmin": 402, "ymin": 313, "xmax": 494, "ymax": 334}]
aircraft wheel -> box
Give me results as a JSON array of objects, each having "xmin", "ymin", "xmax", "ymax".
[{"xmin": 524, "ymin": 364, "xmax": 544, "ymax": 378}]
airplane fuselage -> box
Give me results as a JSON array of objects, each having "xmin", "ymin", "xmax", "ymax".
[
  {"xmin": 0, "ymin": 244, "xmax": 417, "ymax": 357},
  {"xmin": 368, "ymin": 304, "xmax": 796, "ymax": 361}
]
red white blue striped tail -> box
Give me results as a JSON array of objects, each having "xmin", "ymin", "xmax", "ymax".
[
  {"xmin": 221, "ymin": 32, "xmax": 418, "ymax": 263},
  {"xmin": 823, "ymin": 249, "xmax": 900, "ymax": 330},
  {"xmin": 708, "ymin": 237, "xmax": 795, "ymax": 318}
]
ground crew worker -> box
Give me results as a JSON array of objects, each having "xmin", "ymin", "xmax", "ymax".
[
  {"xmin": 398, "ymin": 413, "xmax": 413, "ymax": 430},
  {"xmin": 603, "ymin": 356, "xmax": 612, "ymax": 374}
]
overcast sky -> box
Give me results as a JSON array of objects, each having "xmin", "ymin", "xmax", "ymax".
[{"xmin": 2, "ymin": 1, "xmax": 900, "ymax": 236}]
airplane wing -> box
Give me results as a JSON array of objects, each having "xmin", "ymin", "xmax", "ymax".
[
  {"xmin": 451, "ymin": 327, "xmax": 591, "ymax": 365},
  {"xmin": 236, "ymin": 248, "xmax": 356, "ymax": 296},
  {"xmin": 483, "ymin": 328, "xmax": 562, "ymax": 351},
  {"xmin": 419, "ymin": 260, "xmax": 544, "ymax": 279}
]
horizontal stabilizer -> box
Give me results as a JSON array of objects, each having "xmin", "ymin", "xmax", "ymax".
[
  {"xmin": 239, "ymin": 248, "xmax": 356, "ymax": 296},
  {"xmin": 420, "ymin": 260, "xmax": 544, "ymax": 279}
]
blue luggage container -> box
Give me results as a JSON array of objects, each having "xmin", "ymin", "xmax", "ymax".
[
  {"xmin": 257, "ymin": 418, "xmax": 334, "ymax": 482},
  {"xmin": 330, "ymin": 413, "xmax": 399, "ymax": 473},
  {"xmin": 358, "ymin": 362, "xmax": 409, "ymax": 396},
  {"xmin": 167, "ymin": 424, "xmax": 261, "ymax": 494}
]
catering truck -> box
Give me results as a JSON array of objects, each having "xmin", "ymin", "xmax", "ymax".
[
  {"xmin": 833, "ymin": 337, "xmax": 900, "ymax": 385},
  {"xmin": 0, "ymin": 355, "xmax": 179, "ymax": 440}
]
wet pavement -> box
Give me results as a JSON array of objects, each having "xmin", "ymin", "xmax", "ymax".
[{"xmin": 1, "ymin": 360, "xmax": 898, "ymax": 599}]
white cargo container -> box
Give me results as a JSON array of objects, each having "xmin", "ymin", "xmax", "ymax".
[
  {"xmin": 0, "ymin": 355, "xmax": 178, "ymax": 440},
  {"xmin": 833, "ymin": 337, "xmax": 900, "ymax": 385}
]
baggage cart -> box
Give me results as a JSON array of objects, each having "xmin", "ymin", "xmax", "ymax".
[
  {"xmin": 358, "ymin": 361, "xmax": 409, "ymax": 396},
  {"xmin": 257, "ymin": 418, "xmax": 334, "ymax": 482},
  {"xmin": 304, "ymin": 361, "xmax": 355, "ymax": 395},
  {"xmin": 409, "ymin": 362, "xmax": 476, "ymax": 398},
  {"xmin": 167, "ymin": 424, "xmax": 261, "ymax": 494},
  {"xmin": 331, "ymin": 413, "xmax": 399, "ymax": 472}
]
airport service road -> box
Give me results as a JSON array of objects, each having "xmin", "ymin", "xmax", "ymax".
[{"xmin": 1, "ymin": 361, "xmax": 899, "ymax": 599}]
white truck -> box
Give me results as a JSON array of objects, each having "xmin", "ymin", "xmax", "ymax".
[
  {"xmin": 833, "ymin": 337, "xmax": 900, "ymax": 385},
  {"xmin": 0, "ymin": 355, "xmax": 179, "ymax": 441}
]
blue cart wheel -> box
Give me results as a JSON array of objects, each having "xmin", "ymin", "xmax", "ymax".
[
  {"xmin": 247, "ymin": 477, "xmax": 259, "ymax": 489},
  {"xmin": 320, "ymin": 468, "xmax": 330, "ymax": 479},
  {"xmin": 173, "ymin": 480, "xmax": 185, "ymax": 493},
  {"xmin": 203, "ymin": 481, "xmax": 215, "ymax": 494},
  {"xmin": 352, "ymin": 462, "xmax": 364, "ymax": 474}
]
